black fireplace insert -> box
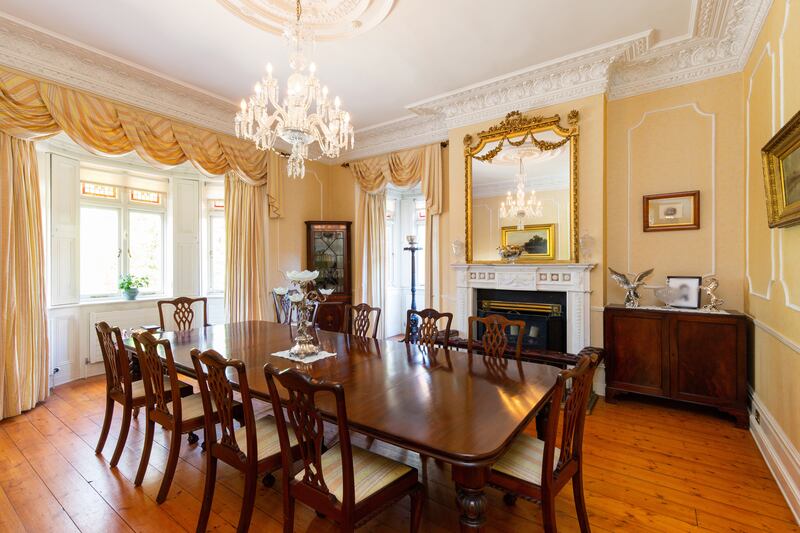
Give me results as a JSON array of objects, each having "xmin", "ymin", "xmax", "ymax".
[{"xmin": 475, "ymin": 289, "xmax": 567, "ymax": 352}]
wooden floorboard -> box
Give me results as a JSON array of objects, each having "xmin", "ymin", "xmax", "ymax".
[{"xmin": 0, "ymin": 376, "xmax": 796, "ymax": 532}]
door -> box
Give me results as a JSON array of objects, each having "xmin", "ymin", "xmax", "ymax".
[
  {"xmin": 606, "ymin": 310, "xmax": 670, "ymax": 397},
  {"xmin": 670, "ymin": 316, "xmax": 741, "ymax": 405}
]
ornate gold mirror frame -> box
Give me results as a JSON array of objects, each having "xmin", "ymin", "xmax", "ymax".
[{"xmin": 464, "ymin": 110, "xmax": 580, "ymax": 263}]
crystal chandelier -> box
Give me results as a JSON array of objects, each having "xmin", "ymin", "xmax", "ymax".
[
  {"xmin": 235, "ymin": 0, "xmax": 354, "ymax": 179},
  {"xmin": 499, "ymin": 156, "xmax": 543, "ymax": 230}
]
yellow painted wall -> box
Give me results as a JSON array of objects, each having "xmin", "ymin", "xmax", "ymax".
[
  {"xmin": 606, "ymin": 74, "xmax": 745, "ymax": 309},
  {"xmin": 742, "ymin": 0, "xmax": 800, "ymax": 450},
  {"xmin": 266, "ymin": 160, "xmax": 335, "ymax": 319}
]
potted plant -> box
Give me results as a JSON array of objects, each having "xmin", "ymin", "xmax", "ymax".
[{"xmin": 119, "ymin": 274, "xmax": 149, "ymax": 300}]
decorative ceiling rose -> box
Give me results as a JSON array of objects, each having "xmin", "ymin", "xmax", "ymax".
[
  {"xmin": 491, "ymin": 145, "xmax": 565, "ymax": 166},
  {"xmin": 235, "ymin": 0, "xmax": 355, "ymax": 179},
  {"xmin": 217, "ymin": 0, "xmax": 395, "ymax": 40}
]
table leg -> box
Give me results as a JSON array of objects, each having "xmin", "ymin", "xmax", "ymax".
[{"xmin": 452, "ymin": 464, "xmax": 489, "ymax": 531}]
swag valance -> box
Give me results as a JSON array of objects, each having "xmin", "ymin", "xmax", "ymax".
[{"xmin": 0, "ymin": 67, "xmax": 280, "ymax": 193}]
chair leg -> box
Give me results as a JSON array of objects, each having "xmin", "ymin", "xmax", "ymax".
[
  {"xmin": 157, "ymin": 428, "xmax": 182, "ymax": 503},
  {"xmin": 410, "ymin": 487, "xmax": 423, "ymax": 533},
  {"xmin": 133, "ymin": 406, "xmax": 140, "ymax": 418},
  {"xmin": 283, "ymin": 495, "xmax": 295, "ymax": 533},
  {"xmin": 196, "ymin": 455, "xmax": 217, "ymax": 533},
  {"xmin": 109, "ymin": 405, "xmax": 132, "ymax": 467},
  {"xmin": 238, "ymin": 470, "xmax": 257, "ymax": 533},
  {"xmin": 572, "ymin": 467, "xmax": 591, "ymax": 533},
  {"xmin": 541, "ymin": 493, "xmax": 558, "ymax": 533},
  {"xmin": 135, "ymin": 417, "xmax": 155, "ymax": 486},
  {"xmin": 95, "ymin": 397, "xmax": 114, "ymax": 455}
]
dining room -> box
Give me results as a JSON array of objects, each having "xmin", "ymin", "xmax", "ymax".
[{"xmin": 1, "ymin": 1, "xmax": 800, "ymax": 532}]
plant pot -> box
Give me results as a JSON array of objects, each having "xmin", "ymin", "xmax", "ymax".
[{"xmin": 122, "ymin": 288, "xmax": 139, "ymax": 300}]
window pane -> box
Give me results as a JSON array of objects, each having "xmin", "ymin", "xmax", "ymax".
[
  {"xmin": 80, "ymin": 206, "xmax": 120, "ymax": 296},
  {"xmin": 130, "ymin": 189, "xmax": 162, "ymax": 205},
  {"xmin": 129, "ymin": 211, "xmax": 163, "ymax": 292},
  {"xmin": 415, "ymin": 220, "xmax": 425, "ymax": 286},
  {"xmin": 81, "ymin": 182, "xmax": 117, "ymax": 199},
  {"xmin": 210, "ymin": 215, "xmax": 226, "ymax": 292}
]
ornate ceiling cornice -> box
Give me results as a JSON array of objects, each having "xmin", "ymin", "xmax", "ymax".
[
  {"xmin": 0, "ymin": 14, "xmax": 237, "ymax": 134},
  {"xmin": 0, "ymin": 0, "xmax": 772, "ymax": 162},
  {"xmin": 348, "ymin": 0, "xmax": 771, "ymax": 161}
]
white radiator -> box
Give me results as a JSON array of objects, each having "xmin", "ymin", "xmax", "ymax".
[{"xmin": 88, "ymin": 308, "xmax": 159, "ymax": 364}]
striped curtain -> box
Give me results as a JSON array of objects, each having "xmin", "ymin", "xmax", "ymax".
[
  {"xmin": 0, "ymin": 66, "xmax": 284, "ymax": 215},
  {"xmin": 0, "ymin": 132, "xmax": 49, "ymax": 419},
  {"xmin": 224, "ymin": 172, "xmax": 270, "ymax": 322}
]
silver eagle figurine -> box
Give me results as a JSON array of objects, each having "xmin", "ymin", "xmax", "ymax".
[
  {"xmin": 700, "ymin": 277, "xmax": 724, "ymax": 312},
  {"xmin": 609, "ymin": 267, "xmax": 654, "ymax": 308}
]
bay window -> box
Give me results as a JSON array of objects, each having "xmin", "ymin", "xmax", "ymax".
[{"xmin": 79, "ymin": 176, "xmax": 166, "ymax": 299}]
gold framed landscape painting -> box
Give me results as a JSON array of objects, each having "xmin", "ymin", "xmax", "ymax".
[
  {"xmin": 762, "ymin": 109, "xmax": 800, "ymax": 228},
  {"xmin": 500, "ymin": 224, "xmax": 555, "ymax": 260}
]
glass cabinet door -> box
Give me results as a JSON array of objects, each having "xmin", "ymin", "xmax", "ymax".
[{"xmin": 312, "ymin": 228, "xmax": 345, "ymax": 293}]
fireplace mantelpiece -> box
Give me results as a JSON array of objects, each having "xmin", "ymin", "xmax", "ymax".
[{"xmin": 452, "ymin": 263, "xmax": 595, "ymax": 354}]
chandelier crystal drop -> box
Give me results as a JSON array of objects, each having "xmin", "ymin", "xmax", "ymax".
[
  {"xmin": 234, "ymin": 0, "xmax": 354, "ymax": 179},
  {"xmin": 499, "ymin": 157, "xmax": 543, "ymax": 230}
]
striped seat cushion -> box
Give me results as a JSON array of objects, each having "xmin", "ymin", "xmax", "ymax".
[
  {"xmin": 130, "ymin": 376, "xmax": 187, "ymax": 400},
  {"xmin": 233, "ymin": 416, "xmax": 297, "ymax": 461},
  {"xmin": 178, "ymin": 393, "xmax": 208, "ymax": 422},
  {"xmin": 295, "ymin": 443, "xmax": 413, "ymax": 503},
  {"xmin": 492, "ymin": 434, "xmax": 560, "ymax": 485}
]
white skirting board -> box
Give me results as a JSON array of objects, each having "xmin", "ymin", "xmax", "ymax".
[{"xmin": 749, "ymin": 387, "xmax": 800, "ymax": 525}]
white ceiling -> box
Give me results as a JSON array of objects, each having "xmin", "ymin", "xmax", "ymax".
[{"xmin": 0, "ymin": 0, "xmax": 694, "ymax": 129}]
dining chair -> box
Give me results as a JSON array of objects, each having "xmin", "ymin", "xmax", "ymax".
[
  {"xmin": 468, "ymin": 314, "xmax": 526, "ymax": 361},
  {"xmin": 132, "ymin": 331, "xmax": 239, "ymax": 503},
  {"xmin": 264, "ymin": 364, "xmax": 423, "ymax": 532},
  {"xmin": 342, "ymin": 303, "xmax": 381, "ymax": 338},
  {"xmin": 489, "ymin": 352, "xmax": 600, "ymax": 533},
  {"xmin": 273, "ymin": 290, "xmax": 320, "ymax": 325},
  {"xmin": 157, "ymin": 296, "xmax": 210, "ymax": 332},
  {"xmin": 94, "ymin": 322, "xmax": 193, "ymax": 467},
  {"xmin": 191, "ymin": 348, "xmax": 301, "ymax": 533},
  {"xmin": 402, "ymin": 308, "xmax": 453, "ymax": 348}
]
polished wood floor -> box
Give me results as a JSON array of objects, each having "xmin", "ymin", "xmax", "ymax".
[{"xmin": 0, "ymin": 375, "xmax": 797, "ymax": 532}]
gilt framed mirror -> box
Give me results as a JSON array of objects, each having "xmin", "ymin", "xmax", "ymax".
[{"xmin": 464, "ymin": 110, "xmax": 579, "ymax": 263}]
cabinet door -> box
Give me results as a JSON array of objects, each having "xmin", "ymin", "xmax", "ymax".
[
  {"xmin": 670, "ymin": 316, "xmax": 742, "ymax": 405},
  {"xmin": 606, "ymin": 311, "xmax": 669, "ymax": 397}
]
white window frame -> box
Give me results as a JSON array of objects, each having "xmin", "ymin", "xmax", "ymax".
[
  {"xmin": 207, "ymin": 201, "xmax": 225, "ymax": 295},
  {"xmin": 79, "ymin": 183, "xmax": 167, "ymax": 300}
]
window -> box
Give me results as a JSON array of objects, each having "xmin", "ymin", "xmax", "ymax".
[
  {"xmin": 414, "ymin": 198, "xmax": 426, "ymax": 286},
  {"xmin": 205, "ymin": 181, "xmax": 226, "ymax": 294},
  {"xmin": 208, "ymin": 209, "xmax": 225, "ymax": 293},
  {"xmin": 80, "ymin": 206, "xmax": 120, "ymax": 297},
  {"xmin": 385, "ymin": 198, "xmax": 396, "ymax": 286},
  {"xmin": 79, "ymin": 179, "xmax": 166, "ymax": 299}
]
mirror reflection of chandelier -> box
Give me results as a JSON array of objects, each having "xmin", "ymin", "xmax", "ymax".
[
  {"xmin": 499, "ymin": 156, "xmax": 543, "ymax": 230},
  {"xmin": 234, "ymin": 0, "xmax": 355, "ymax": 179}
]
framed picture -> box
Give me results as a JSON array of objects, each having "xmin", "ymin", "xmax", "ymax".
[
  {"xmin": 666, "ymin": 276, "xmax": 702, "ymax": 309},
  {"xmin": 643, "ymin": 190, "xmax": 700, "ymax": 231},
  {"xmin": 500, "ymin": 223, "xmax": 555, "ymax": 260},
  {"xmin": 762, "ymin": 109, "xmax": 800, "ymax": 228}
]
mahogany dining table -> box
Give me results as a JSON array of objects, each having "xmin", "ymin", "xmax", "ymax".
[{"xmin": 123, "ymin": 320, "xmax": 561, "ymax": 531}]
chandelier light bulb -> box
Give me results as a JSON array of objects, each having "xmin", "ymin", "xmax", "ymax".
[{"xmin": 234, "ymin": 0, "xmax": 355, "ymax": 179}]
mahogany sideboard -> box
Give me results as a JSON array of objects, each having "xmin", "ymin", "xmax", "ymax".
[{"xmin": 603, "ymin": 304, "xmax": 751, "ymax": 428}]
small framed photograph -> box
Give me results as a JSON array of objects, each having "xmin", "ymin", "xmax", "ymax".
[
  {"xmin": 666, "ymin": 276, "xmax": 702, "ymax": 309},
  {"xmin": 643, "ymin": 190, "xmax": 700, "ymax": 231}
]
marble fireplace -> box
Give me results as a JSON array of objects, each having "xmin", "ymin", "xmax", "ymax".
[{"xmin": 452, "ymin": 263, "xmax": 596, "ymax": 354}]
